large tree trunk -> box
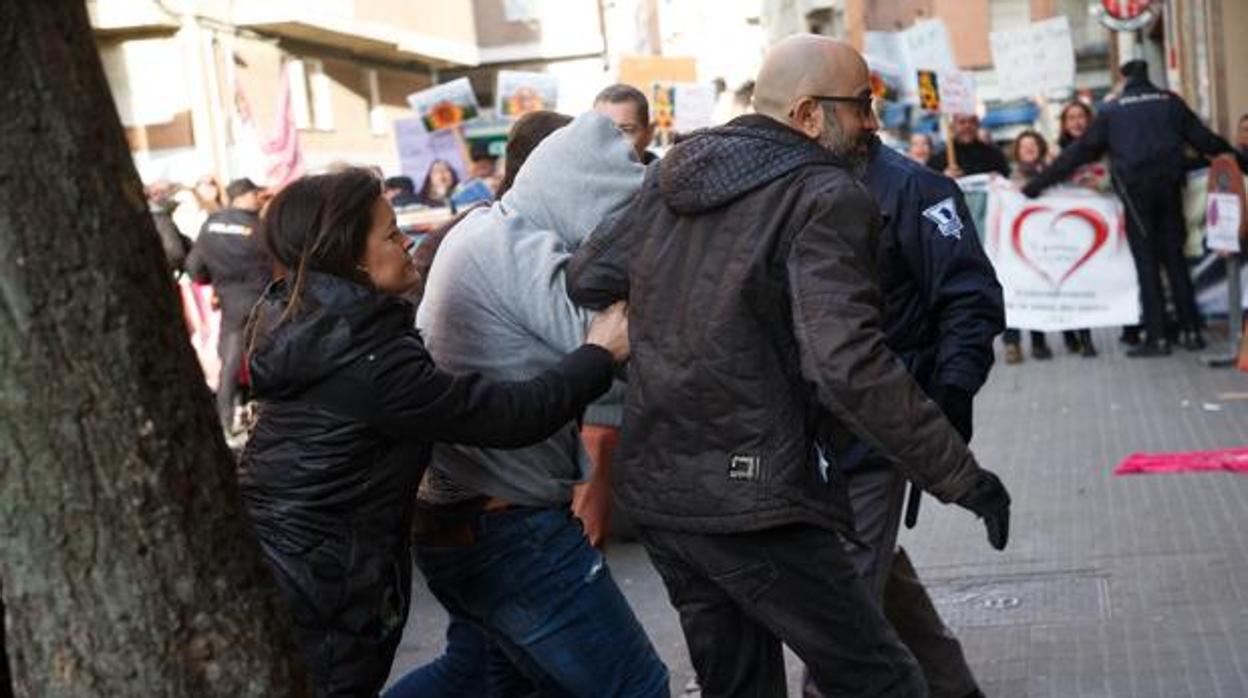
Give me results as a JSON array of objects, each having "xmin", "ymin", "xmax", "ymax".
[{"xmin": 0, "ymin": 3, "xmax": 308, "ymax": 696}]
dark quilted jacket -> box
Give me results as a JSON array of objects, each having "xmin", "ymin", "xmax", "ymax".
[
  {"xmin": 239, "ymin": 272, "xmax": 613, "ymax": 696},
  {"xmin": 568, "ymin": 115, "xmax": 984, "ymax": 534}
]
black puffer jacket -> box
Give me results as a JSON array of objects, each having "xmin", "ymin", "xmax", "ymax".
[
  {"xmin": 568, "ymin": 115, "xmax": 983, "ymax": 534},
  {"xmin": 239, "ymin": 272, "xmax": 614, "ymax": 696}
]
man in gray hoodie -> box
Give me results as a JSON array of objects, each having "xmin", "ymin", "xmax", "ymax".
[{"xmin": 414, "ymin": 112, "xmax": 669, "ymax": 697}]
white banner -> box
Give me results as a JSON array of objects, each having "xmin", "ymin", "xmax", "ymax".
[
  {"xmin": 989, "ymin": 16, "xmax": 1076, "ymax": 101},
  {"xmin": 984, "ymin": 186, "xmax": 1140, "ymax": 331}
]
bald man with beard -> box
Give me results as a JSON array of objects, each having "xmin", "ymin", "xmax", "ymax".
[{"xmin": 568, "ymin": 35, "xmax": 1011, "ymax": 697}]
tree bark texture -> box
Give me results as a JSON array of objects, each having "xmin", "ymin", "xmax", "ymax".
[{"xmin": 0, "ymin": 3, "xmax": 308, "ymax": 696}]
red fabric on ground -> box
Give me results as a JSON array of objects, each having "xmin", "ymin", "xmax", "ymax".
[{"xmin": 1114, "ymin": 447, "xmax": 1248, "ymax": 476}]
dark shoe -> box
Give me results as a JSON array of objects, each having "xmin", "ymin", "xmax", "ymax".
[
  {"xmin": 1126, "ymin": 341, "xmax": 1171, "ymax": 358},
  {"xmin": 1064, "ymin": 333, "xmax": 1082, "ymax": 353},
  {"xmin": 1004, "ymin": 343, "xmax": 1023, "ymax": 364},
  {"xmin": 1032, "ymin": 343, "xmax": 1053, "ymax": 360},
  {"xmin": 1120, "ymin": 327, "xmax": 1142, "ymax": 346},
  {"xmin": 1181, "ymin": 331, "xmax": 1206, "ymax": 352},
  {"xmin": 1081, "ymin": 341, "xmax": 1098, "ymax": 358}
]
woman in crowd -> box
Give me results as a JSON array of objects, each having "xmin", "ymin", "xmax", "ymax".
[
  {"xmin": 1056, "ymin": 100, "xmax": 1107, "ymax": 355},
  {"xmin": 1003, "ymin": 130, "xmax": 1054, "ymax": 364},
  {"xmin": 906, "ymin": 132, "xmax": 933, "ymax": 164},
  {"xmin": 238, "ymin": 167, "xmax": 629, "ymax": 696},
  {"xmin": 419, "ymin": 159, "xmax": 460, "ymax": 209}
]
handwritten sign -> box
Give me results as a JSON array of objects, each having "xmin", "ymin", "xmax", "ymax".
[
  {"xmin": 990, "ymin": 16, "xmax": 1076, "ymax": 101},
  {"xmin": 1207, "ymin": 193, "xmax": 1243, "ymax": 253}
]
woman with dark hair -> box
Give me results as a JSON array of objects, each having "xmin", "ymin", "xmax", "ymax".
[
  {"xmin": 1056, "ymin": 101, "xmax": 1104, "ymax": 356},
  {"xmin": 419, "ymin": 159, "xmax": 460, "ymax": 208},
  {"xmin": 1003, "ymin": 130, "xmax": 1054, "ymax": 364},
  {"xmin": 239, "ymin": 167, "xmax": 629, "ymax": 696}
]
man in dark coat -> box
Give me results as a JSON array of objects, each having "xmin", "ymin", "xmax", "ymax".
[
  {"xmin": 928, "ymin": 114, "xmax": 1010, "ymax": 179},
  {"xmin": 185, "ymin": 177, "xmax": 270, "ymax": 434},
  {"xmin": 569, "ymin": 35, "xmax": 1012, "ymax": 697},
  {"xmin": 1024, "ymin": 60, "xmax": 1240, "ymax": 355}
]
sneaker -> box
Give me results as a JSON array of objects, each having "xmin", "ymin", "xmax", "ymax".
[
  {"xmin": 1032, "ymin": 343, "xmax": 1053, "ymax": 360},
  {"xmin": 1120, "ymin": 328, "xmax": 1142, "ymax": 346},
  {"xmin": 1004, "ymin": 343, "xmax": 1023, "ymax": 364},
  {"xmin": 1126, "ymin": 341, "xmax": 1171, "ymax": 358}
]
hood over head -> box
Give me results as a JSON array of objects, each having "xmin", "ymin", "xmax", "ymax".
[
  {"xmin": 659, "ymin": 114, "xmax": 847, "ymax": 215},
  {"xmin": 248, "ymin": 272, "xmax": 414, "ymax": 399},
  {"xmin": 501, "ymin": 111, "xmax": 645, "ymax": 247}
]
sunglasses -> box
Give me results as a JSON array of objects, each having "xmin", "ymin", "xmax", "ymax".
[{"xmin": 806, "ymin": 94, "xmax": 877, "ymax": 119}]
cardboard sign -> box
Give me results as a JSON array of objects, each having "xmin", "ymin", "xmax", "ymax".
[
  {"xmin": 984, "ymin": 186, "xmax": 1140, "ymax": 331},
  {"xmin": 870, "ymin": 20, "xmax": 958, "ymax": 106},
  {"xmin": 938, "ymin": 70, "xmax": 977, "ymax": 116},
  {"xmin": 1207, "ymin": 193, "xmax": 1242, "ymax": 253},
  {"xmin": 495, "ymin": 70, "xmax": 559, "ymax": 119},
  {"xmin": 394, "ymin": 117, "xmax": 467, "ymax": 186},
  {"xmin": 406, "ymin": 78, "xmax": 480, "ymax": 132},
  {"xmin": 618, "ymin": 55, "xmax": 697, "ymax": 94},
  {"xmin": 990, "ymin": 16, "xmax": 1076, "ymax": 101},
  {"xmin": 916, "ymin": 69, "xmax": 975, "ymax": 116},
  {"xmin": 917, "ymin": 70, "xmax": 940, "ymax": 112},
  {"xmin": 651, "ymin": 81, "xmax": 716, "ymax": 147}
]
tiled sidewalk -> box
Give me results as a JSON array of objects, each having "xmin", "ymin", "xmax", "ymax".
[{"xmin": 389, "ymin": 329, "xmax": 1248, "ymax": 697}]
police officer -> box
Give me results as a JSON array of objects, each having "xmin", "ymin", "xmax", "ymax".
[
  {"xmin": 1024, "ymin": 60, "xmax": 1238, "ymax": 356},
  {"xmin": 803, "ymin": 134, "xmax": 1005, "ymax": 698},
  {"xmin": 185, "ymin": 177, "xmax": 270, "ymax": 435}
]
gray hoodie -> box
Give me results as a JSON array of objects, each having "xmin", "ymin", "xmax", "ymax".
[{"xmin": 416, "ymin": 112, "xmax": 645, "ymax": 506}]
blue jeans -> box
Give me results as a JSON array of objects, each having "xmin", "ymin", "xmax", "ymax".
[
  {"xmin": 414, "ymin": 508, "xmax": 669, "ymax": 698},
  {"xmin": 383, "ymin": 612, "xmax": 533, "ymax": 698}
]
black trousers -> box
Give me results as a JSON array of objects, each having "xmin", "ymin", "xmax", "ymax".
[
  {"xmin": 845, "ymin": 467, "xmax": 979, "ymax": 698},
  {"xmin": 217, "ymin": 319, "xmax": 246, "ymax": 430},
  {"xmin": 1122, "ymin": 179, "xmax": 1199, "ymax": 342},
  {"xmin": 640, "ymin": 524, "xmax": 926, "ymax": 698}
]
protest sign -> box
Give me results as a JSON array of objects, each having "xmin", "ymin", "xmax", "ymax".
[
  {"xmin": 938, "ymin": 70, "xmax": 977, "ymax": 116},
  {"xmin": 393, "ymin": 117, "xmax": 467, "ymax": 185},
  {"xmin": 495, "ymin": 70, "xmax": 559, "ymax": 118},
  {"xmin": 1207, "ymin": 193, "xmax": 1243, "ymax": 253},
  {"xmin": 867, "ymin": 20, "xmax": 957, "ymax": 105},
  {"xmin": 984, "ymin": 186, "xmax": 1140, "ymax": 331},
  {"xmin": 989, "ymin": 16, "xmax": 1076, "ymax": 101},
  {"xmin": 618, "ymin": 55, "xmax": 697, "ymax": 93},
  {"xmin": 651, "ymin": 82, "xmax": 716, "ymax": 146},
  {"xmin": 918, "ymin": 69, "xmax": 977, "ymax": 115},
  {"xmin": 406, "ymin": 78, "xmax": 480, "ymax": 131}
]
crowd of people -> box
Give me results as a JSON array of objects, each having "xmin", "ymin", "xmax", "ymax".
[
  {"xmin": 903, "ymin": 60, "xmax": 1245, "ymax": 364},
  {"xmin": 143, "ymin": 32, "xmax": 1248, "ymax": 698}
]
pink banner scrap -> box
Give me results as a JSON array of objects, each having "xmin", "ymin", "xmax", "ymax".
[{"xmin": 1114, "ymin": 448, "xmax": 1248, "ymax": 476}]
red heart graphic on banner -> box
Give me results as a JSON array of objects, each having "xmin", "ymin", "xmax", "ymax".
[{"xmin": 1011, "ymin": 206, "xmax": 1110, "ymax": 287}]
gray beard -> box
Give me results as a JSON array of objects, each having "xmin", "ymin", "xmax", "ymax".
[{"xmin": 818, "ymin": 108, "xmax": 868, "ymax": 171}]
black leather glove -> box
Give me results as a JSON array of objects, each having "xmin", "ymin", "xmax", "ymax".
[
  {"xmin": 1021, "ymin": 181, "xmax": 1043, "ymax": 199},
  {"xmin": 956, "ymin": 470, "xmax": 1011, "ymax": 551},
  {"xmin": 931, "ymin": 385, "xmax": 973, "ymax": 443}
]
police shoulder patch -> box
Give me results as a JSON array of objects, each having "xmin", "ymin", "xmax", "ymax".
[{"xmin": 922, "ymin": 197, "xmax": 963, "ymax": 240}]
